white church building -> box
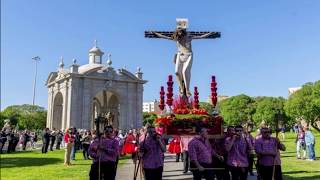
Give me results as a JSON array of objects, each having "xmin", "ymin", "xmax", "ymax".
[{"xmin": 45, "ymin": 42, "xmax": 147, "ymax": 131}]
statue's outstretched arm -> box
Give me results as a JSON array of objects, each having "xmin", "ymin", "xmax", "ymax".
[
  {"xmin": 152, "ymin": 32, "xmax": 173, "ymax": 40},
  {"xmin": 192, "ymin": 32, "xmax": 214, "ymax": 39}
]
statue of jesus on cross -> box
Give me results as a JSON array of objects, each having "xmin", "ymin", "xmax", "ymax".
[{"xmin": 145, "ymin": 18, "xmax": 221, "ymax": 98}]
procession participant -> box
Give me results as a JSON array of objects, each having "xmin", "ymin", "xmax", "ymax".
[
  {"xmin": 89, "ymin": 126, "xmax": 119, "ymax": 180},
  {"xmin": 56, "ymin": 130, "xmax": 63, "ymax": 150},
  {"xmin": 81, "ymin": 130, "xmax": 92, "ymax": 160},
  {"xmin": 0, "ymin": 130, "xmax": 7, "ymax": 153},
  {"xmin": 31, "ymin": 131, "xmax": 38, "ymax": 149},
  {"xmin": 255, "ymin": 127, "xmax": 286, "ymax": 180},
  {"xmin": 139, "ymin": 126, "xmax": 166, "ymax": 180},
  {"xmin": 113, "ymin": 129, "xmax": 121, "ymax": 170},
  {"xmin": 42, "ymin": 128, "xmax": 50, "ymax": 153},
  {"xmin": 12, "ymin": 130, "xmax": 20, "ymax": 152},
  {"xmin": 189, "ymin": 126, "xmax": 224, "ymax": 180},
  {"xmin": 7, "ymin": 131, "xmax": 14, "ymax": 153},
  {"xmin": 225, "ymin": 125, "xmax": 253, "ymax": 180},
  {"xmin": 181, "ymin": 135, "xmax": 193, "ymax": 173},
  {"xmin": 168, "ymin": 135, "xmax": 182, "ymax": 162},
  {"xmin": 122, "ymin": 130, "xmax": 137, "ymax": 162},
  {"xmin": 64, "ymin": 128, "xmax": 74, "ymax": 166},
  {"xmin": 223, "ymin": 126, "xmax": 236, "ymax": 177},
  {"xmin": 50, "ymin": 128, "xmax": 57, "ymax": 151},
  {"xmin": 225, "ymin": 126, "xmax": 235, "ymax": 138},
  {"xmin": 210, "ymin": 138, "xmax": 230, "ymax": 180},
  {"xmin": 117, "ymin": 129, "xmax": 125, "ymax": 154},
  {"xmin": 138, "ymin": 128, "xmax": 146, "ymax": 143},
  {"xmin": 8, "ymin": 130, "xmax": 18, "ymax": 153},
  {"xmin": 244, "ymin": 125, "xmax": 255, "ymax": 176},
  {"xmin": 22, "ymin": 130, "xmax": 30, "ymax": 151}
]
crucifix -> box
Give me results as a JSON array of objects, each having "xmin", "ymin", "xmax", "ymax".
[{"xmin": 145, "ymin": 18, "xmax": 221, "ymax": 98}]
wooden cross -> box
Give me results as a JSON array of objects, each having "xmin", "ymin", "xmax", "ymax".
[
  {"xmin": 144, "ymin": 19, "xmax": 221, "ymax": 98},
  {"xmin": 145, "ymin": 31, "xmax": 221, "ymax": 39}
]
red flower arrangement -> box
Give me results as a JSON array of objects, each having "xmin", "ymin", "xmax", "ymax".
[
  {"xmin": 154, "ymin": 74, "xmax": 223, "ymax": 136},
  {"xmin": 154, "ymin": 115, "xmax": 223, "ymax": 135},
  {"xmin": 172, "ymin": 96, "xmax": 189, "ymax": 111},
  {"xmin": 191, "ymin": 109, "xmax": 208, "ymax": 115},
  {"xmin": 155, "ymin": 117, "xmax": 172, "ymax": 126}
]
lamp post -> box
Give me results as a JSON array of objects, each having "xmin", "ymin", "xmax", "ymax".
[{"xmin": 32, "ymin": 56, "xmax": 41, "ymax": 106}]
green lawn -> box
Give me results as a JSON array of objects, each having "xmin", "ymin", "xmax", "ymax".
[
  {"xmin": 0, "ymin": 132, "xmax": 319, "ymax": 180},
  {"xmin": 279, "ymin": 132, "xmax": 320, "ymax": 180},
  {"xmin": 0, "ymin": 149, "xmax": 129, "ymax": 180}
]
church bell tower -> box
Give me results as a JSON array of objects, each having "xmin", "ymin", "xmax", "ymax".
[{"xmin": 89, "ymin": 40, "xmax": 104, "ymax": 64}]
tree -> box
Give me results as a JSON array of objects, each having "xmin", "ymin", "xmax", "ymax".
[
  {"xmin": 253, "ymin": 97, "xmax": 287, "ymax": 129},
  {"xmin": 285, "ymin": 81, "xmax": 320, "ymax": 132},
  {"xmin": 218, "ymin": 94, "xmax": 255, "ymax": 125},
  {"xmin": 142, "ymin": 112, "xmax": 157, "ymax": 126},
  {"xmin": 199, "ymin": 102, "xmax": 213, "ymax": 115},
  {"xmin": 1, "ymin": 107, "xmax": 20, "ymax": 128},
  {"xmin": 1, "ymin": 104, "xmax": 47, "ymax": 130}
]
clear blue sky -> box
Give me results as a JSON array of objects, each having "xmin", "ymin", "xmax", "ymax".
[{"xmin": 1, "ymin": 0, "xmax": 320, "ymax": 110}]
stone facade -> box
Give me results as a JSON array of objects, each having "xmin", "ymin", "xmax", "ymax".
[{"xmin": 46, "ymin": 44, "xmax": 147, "ymax": 131}]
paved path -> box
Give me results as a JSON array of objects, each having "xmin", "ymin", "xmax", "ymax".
[
  {"xmin": 116, "ymin": 154, "xmax": 192, "ymax": 180},
  {"xmin": 116, "ymin": 154, "xmax": 257, "ymax": 180}
]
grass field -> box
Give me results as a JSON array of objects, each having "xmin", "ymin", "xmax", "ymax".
[
  {"xmin": 0, "ymin": 132, "xmax": 319, "ymax": 180},
  {"xmin": 279, "ymin": 132, "xmax": 320, "ymax": 180},
  {"xmin": 0, "ymin": 149, "xmax": 129, "ymax": 180}
]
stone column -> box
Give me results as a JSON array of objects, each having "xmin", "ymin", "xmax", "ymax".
[
  {"xmin": 118, "ymin": 85, "xmax": 128, "ymax": 130},
  {"xmin": 127, "ymin": 83, "xmax": 134, "ymax": 129},
  {"xmin": 68, "ymin": 77, "xmax": 84, "ymax": 129},
  {"xmin": 47, "ymin": 86, "xmax": 54, "ymax": 129},
  {"xmin": 81, "ymin": 79, "xmax": 92, "ymax": 129},
  {"xmin": 67, "ymin": 80, "xmax": 72, "ymax": 129},
  {"xmin": 61, "ymin": 80, "xmax": 69, "ymax": 131},
  {"xmin": 136, "ymin": 84, "xmax": 144, "ymax": 128}
]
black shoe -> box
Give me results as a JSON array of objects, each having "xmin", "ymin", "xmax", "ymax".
[{"xmin": 183, "ymin": 171, "xmax": 188, "ymax": 174}]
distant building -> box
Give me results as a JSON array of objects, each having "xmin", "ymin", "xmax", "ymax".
[
  {"xmin": 288, "ymin": 87, "xmax": 302, "ymax": 96},
  {"xmin": 143, "ymin": 100, "xmax": 160, "ymax": 113},
  {"xmin": 46, "ymin": 41, "xmax": 146, "ymax": 131},
  {"xmin": 207, "ymin": 95, "xmax": 230, "ymax": 104}
]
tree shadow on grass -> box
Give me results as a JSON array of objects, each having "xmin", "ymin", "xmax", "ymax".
[
  {"xmin": 283, "ymin": 170, "xmax": 320, "ymax": 180},
  {"xmin": 283, "ymin": 170, "xmax": 320, "ymax": 175},
  {"xmin": 283, "ymin": 175, "xmax": 320, "ymax": 180},
  {"xmin": 1, "ymin": 157, "xmax": 61, "ymax": 168}
]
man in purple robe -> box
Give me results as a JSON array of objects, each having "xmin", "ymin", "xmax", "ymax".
[
  {"xmin": 225, "ymin": 125, "xmax": 253, "ymax": 180},
  {"xmin": 255, "ymin": 127, "xmax": 285, "ymax": 180},
  {"xmin": 89, "ymin": 126, "xmax": 119, "ymax": 180},
  {"xmin": 189, "ymin": 126, "xmax": 224, "ymax": 180},
  {"xmin": 139, "ymin": 126, "xmax": 166, "ymax": 180}
]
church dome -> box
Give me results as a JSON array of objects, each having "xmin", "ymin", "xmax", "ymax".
[
  {"xmin": 78, "ymin": 63, "xmax": 104, "ymax": 74},
  {"xmin": 89, "ymin": 46, "xmax": 104, "ymax": 55}
]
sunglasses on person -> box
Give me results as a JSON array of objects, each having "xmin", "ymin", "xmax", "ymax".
[
  {"xmin": 262, "ymin": 131, "xmax": 271, "ymax": 134},
  {"xmin": 235, "ymin": 129, "xmax": 242, "ymax": 132},
  {"xmin": 105, "ymin": 129, "xmax": 113, "ymax": 133}
]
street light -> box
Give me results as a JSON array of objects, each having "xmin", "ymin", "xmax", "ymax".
[{"xmin": 32, "ymin": 56, "xmax": 41, "ymax": 106}]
